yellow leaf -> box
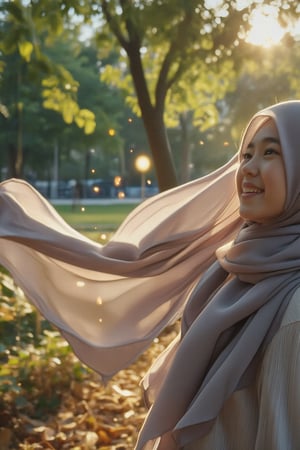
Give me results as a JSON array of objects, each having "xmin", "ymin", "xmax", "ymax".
[
  {"xmin": 0, "ymin": 104, "xmax": 9, "ymax": 118},
  {"xmin": 43, "ymin": 99, "xmax": 60, "ymax": 111},
  {"xmin": 75, "ymin": 116, "xmax": 85, "ymax": 128},
  {"xmin": 42, "ymin": 76, "xmax": 59, "ymax": 88},
  {"xmin": 62, "ymin": 99, "xmax": 79, "ymax": 124},
  {"xmin": 74, "ymin": 109, "xmax": 96, "ymax": 134},
  {"xmin": 84, "ymin": 119, "xmax": 96, "ymax": 135},
  {"xmin": 82, "ymin": 109, "xmax": 95, "ymax": 119},
  {"xmin": 62, "ymin": 108, "xmax": 74, "ymax": 124},
  {"xmin": 18, "ymin": 41, "xmax": 33, "ymax": 62},
  {"xmin": 0, "ymin": 60, "xmax": 6, "ymax": 73}
]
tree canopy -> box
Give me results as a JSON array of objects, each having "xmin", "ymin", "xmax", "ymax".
[
  {"xmin": 95, "ymin": 0, "xmax": 300, "ymax": 189},
  {"xmin": 1, "ymin": 0, "xmax": 300, "ymax": 190}
]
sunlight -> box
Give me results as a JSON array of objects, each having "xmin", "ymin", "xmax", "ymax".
[{"xmin": 245, "ymin": 5, "xmax": 286, "ymax": 48}]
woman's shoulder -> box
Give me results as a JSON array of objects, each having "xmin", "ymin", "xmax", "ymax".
[
  {"xmin": 258, "ymin": 286, "xmax": 300, "ymax": 387},
  {"xmin": 280, "ymin": 286, "xmax": 300, "ymax": 327}
]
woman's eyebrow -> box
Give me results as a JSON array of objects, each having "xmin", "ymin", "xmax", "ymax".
[{"xmin": 247, "ymin": 137, "xmax": 281, "ymax": 149}]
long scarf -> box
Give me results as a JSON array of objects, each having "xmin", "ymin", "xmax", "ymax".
[
  {"xmin": 1, "ymin": 101, "xmax": 300, "ymax": 449},
  {"xmin": 0, "ymin": 155, "xmax": 241, "ymax": 378}
]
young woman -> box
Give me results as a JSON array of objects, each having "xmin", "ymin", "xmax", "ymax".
[{"xmin": 0, "ymin": 100, "xmax": 300, "ymax": 449}]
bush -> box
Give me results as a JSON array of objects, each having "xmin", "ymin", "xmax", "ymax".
[{"xmin": 0, "ymin": 267, "xmax": 90, "ymax": 445}]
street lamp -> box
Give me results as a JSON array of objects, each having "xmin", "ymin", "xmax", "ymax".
[{"xmin": 135, "ymin": 154, "xmax": 151, "ymax": 200}]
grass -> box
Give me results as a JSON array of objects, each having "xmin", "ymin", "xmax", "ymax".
[{"xmin": 53, "ymin": 203, "xmax": 139, "ymax": 242}]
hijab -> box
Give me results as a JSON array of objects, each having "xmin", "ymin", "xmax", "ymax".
[
  {"xmin": 0, "ymin": 100, "xmax": 300, "ymax": 448},
  {"xmin": 135, "ymin": 100, "xmax": 300, "ymax": 449}
]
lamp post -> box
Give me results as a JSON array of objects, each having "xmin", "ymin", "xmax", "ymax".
[{"xmin": 135, "ymin": 154, "xmax": 151, "ymax": 200}]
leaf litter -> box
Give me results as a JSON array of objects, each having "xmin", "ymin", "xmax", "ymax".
[{"xmin": 0, "ymin": 325, "xmax": 178, "ymax": 450}]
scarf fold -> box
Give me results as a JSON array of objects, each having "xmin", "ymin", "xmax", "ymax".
[{"xmin": 137, "ymin": 244, "xmax": 300, "ymax": 449}]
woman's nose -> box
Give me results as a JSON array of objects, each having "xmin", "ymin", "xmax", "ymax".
[{"xmin": 242, "ymin": 156, "xmax": 259, "ymax": 176}]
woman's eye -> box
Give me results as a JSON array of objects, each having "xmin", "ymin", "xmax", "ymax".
[
  {"xmin": 242, "ymin": 152, "xmax": 252, "ymax": 160},
  {"xmin": 264, "ymin": 148, "xmax": 280, "ymax": 156}
]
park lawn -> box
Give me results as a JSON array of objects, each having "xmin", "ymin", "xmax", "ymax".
[{"xmin": 54, "ymin": 203, "xmax": 138, "ymax": 242}]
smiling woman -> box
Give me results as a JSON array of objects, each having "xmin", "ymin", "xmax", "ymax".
[{"xmin": 236, "ymin": 119, "xmax": 286, "ymax": 223}]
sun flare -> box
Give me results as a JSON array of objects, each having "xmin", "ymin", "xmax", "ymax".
[{"xmin": 245, "ymin": 6, "xmax": 286, "ymax": 48}]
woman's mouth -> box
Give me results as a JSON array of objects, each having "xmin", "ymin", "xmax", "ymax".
[{"xmin": 241, "ymin": 184, "xmax": 264, "ymax": 196}]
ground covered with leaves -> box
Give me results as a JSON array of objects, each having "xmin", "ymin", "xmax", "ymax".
[{"xmin": 0, "ymin": 269, "xmax": 178, "ymax": 450}]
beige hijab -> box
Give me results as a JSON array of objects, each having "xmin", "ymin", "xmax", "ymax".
[{"xmin": 0, "ymin": 101, "xmax": 300, "ymax": 448}]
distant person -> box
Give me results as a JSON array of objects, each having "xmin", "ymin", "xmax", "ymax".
[{"xmin": 0, "ymin": 100, "xmax": 300, "ymax": 449}]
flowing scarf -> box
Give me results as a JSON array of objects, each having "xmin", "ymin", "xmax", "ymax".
[
  {"xmin": 1, "ymin": 101, "xmax": 300, "ymax": 449},
  {"xmin": 0, "ymin": 155, "xmax": 241, "ymax": 378}
]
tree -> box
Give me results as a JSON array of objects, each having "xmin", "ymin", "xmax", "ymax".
[
  {"xmin": 2, "ymin": 0, "xmax": 299, "ymax": 189},
  {"xmin": 0, "ymin": 0, "xmax": 96, "ymax": 177},
  {"xmin": 221, "ymin": 38, "xmax": 300, "ymax": 145},
  {"xmin": 44, "ymin": 40, "xmax": 127, "ymax": 182},
  {"xmin": 97, "ymin": 0, "xmax": 239, "ymax": 189},
  {"xmin": 96, "ymin": 0, "xmax": 300, "ymax": 190}
]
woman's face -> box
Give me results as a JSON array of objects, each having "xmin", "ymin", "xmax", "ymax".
[{"xmin": 236, "ymin": 119, "xmax": 287, "ymax": 224}]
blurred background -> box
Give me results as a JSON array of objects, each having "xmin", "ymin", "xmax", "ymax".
[{"xmin": 1, "ymin": 0, "xmax": 300, "ymax": 200}]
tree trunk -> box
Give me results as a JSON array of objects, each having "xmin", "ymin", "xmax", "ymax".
[
  {"xmin": 142, "ymin": 110, "xmax": 178, "ymax": 192},
  {"xmin": 179, "ymin": 113, "xmax": 191, "ymax": 184},
  {"xmin": 8, "ymin": 67, "xmax": 24, "ymax": 178},
  {"xmin": 102, "ymin": 1, "xmax": 178, "ymax": 191},
  {"xmin": 7, "ymin": 143, "xmax": 18, "ymax": 178},
  {"xmin": 15, "ymin": 102, "xmax": 23, "ymax": 178},
  {"xmin": 7, "ymin": 109, "xmax": 24, "ymax": 178},
  {"xmin": 127, "ymin": 45, "xmax": 178, "ymax": 192}
]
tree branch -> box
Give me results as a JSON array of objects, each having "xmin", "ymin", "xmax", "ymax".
[
  {"xmin": 155, "ymin": 8, "xmax": 194, "ymax": 112},
  {"xmin": 100, "ymin": 0, "xmax": 129, "ymax": 51},
  {"xmin": 119, "ymin": 0, "xmax": 142, "ymax": 49}
]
